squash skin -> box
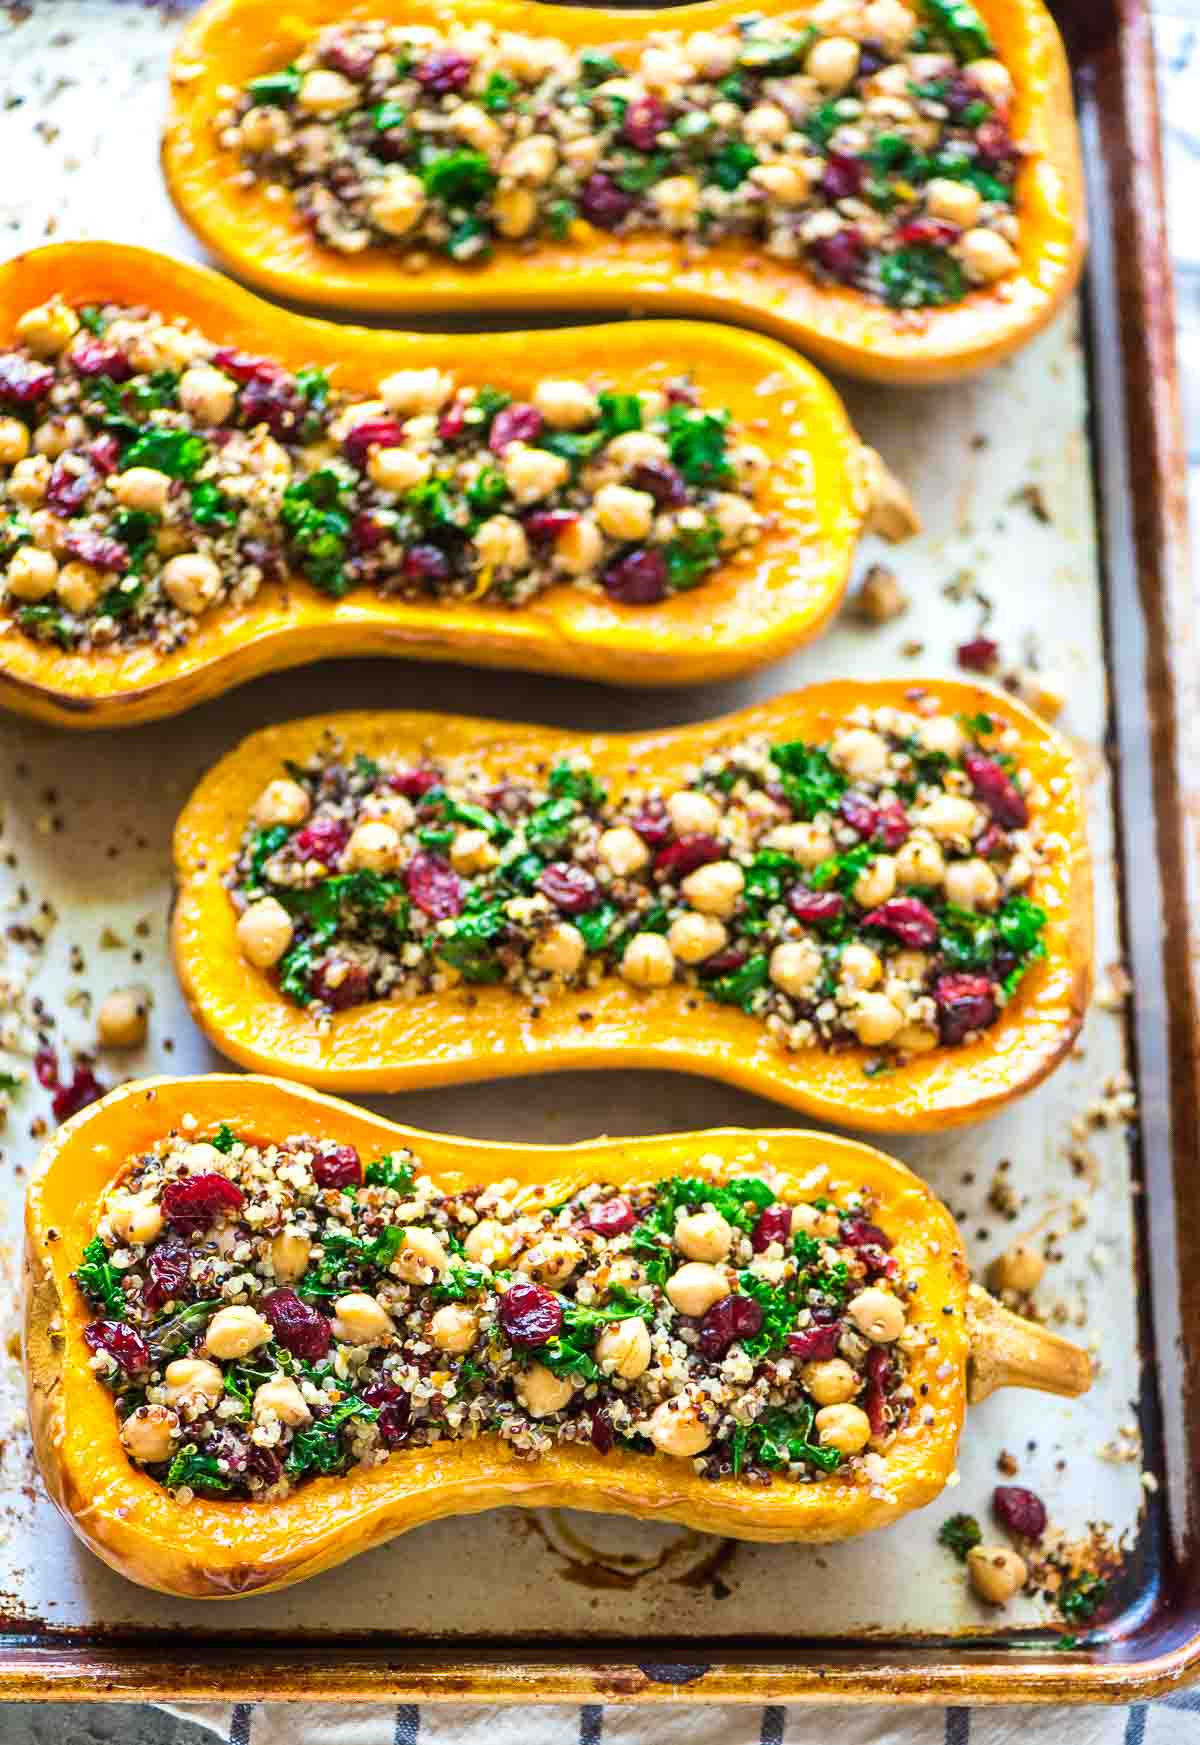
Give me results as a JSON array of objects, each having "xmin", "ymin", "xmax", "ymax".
[
  {"xmin": 0, "ymin": 244, "xmax": 868, "ymax": 728},
  {"xmin": 163, "ymin": 0, "xmax": 1086, "ymax": 384},
  {"xmin": 25, "ymin": 1074, "xmax": 972, "ymax": 1599},
  {"xmin": 171, "ymin": 679, "xmax": 1093, "ymax": 1132}
]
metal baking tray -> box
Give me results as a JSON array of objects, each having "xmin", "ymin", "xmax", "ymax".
[{"xmin": 0, "ymin": 0, "xmax": 1192, "ymax": 1704}]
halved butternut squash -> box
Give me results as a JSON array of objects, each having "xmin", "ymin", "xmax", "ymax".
[
  {"xmin": 0, "ymin": 242, "xmax": 877, "ymax": 727},
  {"xmin": 25, "ymin": 1073, "xmax": 1090, "ymax": 1598},
  {"xmin": 171, "ymin": 678, "xmax": 1093, "ymax": 1131},
  {"xmin": 163, "ymin": 0, "xmax": 1085, "ymax": 383}
]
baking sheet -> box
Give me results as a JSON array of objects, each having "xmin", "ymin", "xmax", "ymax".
[{"xmin": 0, "ymin": 0, "xmax": 1150, "ymax": 1649}]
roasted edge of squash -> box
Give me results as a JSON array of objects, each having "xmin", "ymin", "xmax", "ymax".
[
  {"xmin": 24, "ymin": 1072, "xmax": 1091, "ymax": 1598},
  {"xmin": 170, "ymin": 678, "xmax": 1093, "ymax": 1132},
  {"xmin": 162, "ymin": 0, "xmax": 1086, "ymax": 385}
]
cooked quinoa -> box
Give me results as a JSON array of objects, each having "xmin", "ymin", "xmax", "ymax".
[
  {"xmin": 219, "ymin": 0, "xmax": 1022, "ymax": 304},
  {"xmin": 77, "ymin": 1125, "xmax": 926, "ymax": 1501},
  {"xmin": 0, "ymin": 299, "xmax": 765, "ymax": 652},
  {"xmin": 229, "ymin": 696, "xmax": 1049, "ymax": 1059}
]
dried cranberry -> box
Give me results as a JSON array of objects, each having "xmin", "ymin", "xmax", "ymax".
[
  {"xmin": 46, "ymin": 459, "xmax": 96, "ymax": 515},
  {"xmin": 821, "ymin": 152, "xmax": 864, "ymax": 201},
  {"xmin": 975, "ymin": 118, "xmax": 1016, "ymax": 167},
  {"xmin": 942, "ymin": 70, "xmax": 984, "ymax": 118},
  {"xmin": 406, "ymin": 851, "xmax": 464, "ymax": 919},
  {"xmin": 974, "ymin": 823, "xmax": 1003, "ymax": 860},
  {"xmin": 437, "ymin": 401, "xmax": 468, "ymax": 441},
  {"xmin": 964, "ymin": 749, "xmax": 1029, "ymax": 829},
  {"xmin": 863, "ymin": 1346, "xmax": 891, "ymax": 1439},
  {"xmin": 630, "ymin": 459, "xmax": 687, "ymax": 507},
  {"xmin": 957, "ymin": 635, "xmax": 999, "ymax": 673},
  {"xmin": 933, "ymin": 971, "xmax": 997, "ymax": 1045},
  {"xmin": 34, "ymin": 1047, "xmax": 58, "ymax": 1088},
  {"xmin": 294, "ymin": 816, "xmax": 348, "ymax": 865},
  {"xmin": 350, "ymin": 510, "xmax": 388, "ymax": 554},
  {"xmin": 537, "ymin": 861, "xmax": 600, "ymax": 915},
  {"xmin": 626, "ymin": 801, "xmax": 671, "ymax": 847},
  {"xmin": 403, "ymin": 543, "xmax": 453, "ymax": 587},
  {"xmin": 62, "ymin": 527, "xmax": 128, "ymax": 572},
  {"xmin": 488, "ymin": 403, "xmax": 543, "ymax": 454},
  {"xmin": 240, "ymin": 375, "xmax": 303, "ymax": 438},
  {"xmin": 653, "ymin": 832, "xmax": 723, "ymax": 880},
  {"xmin": 84, "ymin": 1320, "xmax": 149, "ymax": 1374},
  {"xmin": 622, "ymin": 95, "xmax": 669, "ymax": 152},
  {"xmin": 786, "ymin": 1321, "xmax": 842, "ymax": 1362},
  {"xmin": 993, "ymin": 1484, "xmax": 1048, "ymax": 1541},
  {"xmin": 413, "ymin": 51, "xmax": 473, "ymax": 93},
  {"xmin": 87, "ymin": 432, "xmax": 122, "ymax": 476},
  {"xmin": 788, "ymin": 886, "xmax": 845, "ymax": 926},
  {"xmin": 898, "ymin": 218, "xmax": 961, "ymax": 248},
  {"xmin": 587, "ymin": 1197, "xmax": 636, "ymax": 1236},
  {"xmin": 313, "ymin": 1144, "xmax": 362, "ymax": 1189},
  {"xmin": 698, "ymin": 1292, "xmax": 763, "ymax": 1361},
  {"xmin": 701, "ymin": 947, "xmax": 748, "ymax": 976},
  {"xmin": 144, "ymin": 1235, "xmax": 192, "ymax": 1309},
  {"xmin": 875, "ymin": 799, "xmax": 911, "ymax": 850},
  {"xmin": 0, "ymin": 353, "xmax": 55, "ymax": 405},
  {"xmin": 752, "ymin": 1203, "xmax": 792, "ymax": 1252},
  {"xmin": 590, "ymin": 1405, "xmax": 615, "ymax": 1454},
  {"xmin": 69, "ymin": 338, "xmax": 132, "ymax": 381},
  {"xmin": 52, "ymin": 1063, "xmax": 105, "ymax": 1122},
  {"xmin": 580, "ymin": 173, "xmax": 636, "ymax": 229},
  {"xmin": 161, "ymin": 1172, "xmax": 244, "ymax": 1236},
  {"xmin": 362, "ymin": 1381, "xmax": 413, "ymax": 1447},
  {"xmin": 811, "ymin": 227, "xmax": 867, "ymax": 281},
  {"xmin": 322, "ymin": 35, "xmax": 375, "ymax": 78},
  {"xmin": 839, "ymin": 790, "xmax": 878, "ymax": 839},
  {"xmin": 211, "ymin": 347, "xmax": 278, "ymax": 384},
  {"xmin": 389, "ymin": 767, "xmax": 440, "ymax": 800},
  {"xmin": 262, "ymin": 1288, "xmax": 332, "ymax": 1360},
  {"xmin": 522, "ymin": 508, "xmax": 577, "ymax": 543},
  {"xmin": 309, "ymin": 960, "xmax": 371, "ymax": 1010},
  {"xmin": 500, "ymin": 1279, "xmax": 563, "ymax": 1347},
  {"xmin": 343, "ymin": 416, "xmax": 405, "ymax": 468},
  {"xmin": 841, "ymin": 1218, "xmax": 892, "ymax": 1253},
  {"xmin": 861, "ymin": 896, "xmax": 939, "ymax": 949},
  {"xmin": 602, "ymin": 546, "xmax": 668, "ymax": 605}
]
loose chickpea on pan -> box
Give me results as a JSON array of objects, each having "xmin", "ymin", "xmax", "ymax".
[
  {"xmin": 172, "ymin": 680, "xmax": 1092, "ymax": 1132},
  {"xmin": 26, "ymin": 1075, "xmax": 1092, "ymax": 1597}
]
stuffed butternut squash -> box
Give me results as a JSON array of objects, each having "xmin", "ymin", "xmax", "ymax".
[
  {"xmin": 172, "ymin": 679, "xmax": 1092, "ymax": 1131},
  {"xmin": 163, "ymin": 0, "xmax": 1085, "ymax": 383},
  {"xmin": 0, "ymin": 244, "xmax": 890, "ymax": 728},
  {"xmin": 25, "ymin": 1074, "xmax": 1091, "ymax": 1598}
]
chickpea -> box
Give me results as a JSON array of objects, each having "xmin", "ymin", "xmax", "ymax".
[
  {"xmin": 666, "ymin": 788, "xmax": 722, "ymax": 836},
  {"xmin": 379, "ymin": 367, "xmax": 453, "ymax": 416},
  {"xmin": 943, "ymin": 858, "xmax": 1001, "ymax": 913},
  {"xmin": 593, "ymin": 482, "xmax": 655, "ymax": 542},
  {"xmin": 676, "ymin": 1209, "xmax": 733, "ymax": 1264},
  {"xmin": 331, "ymin": 1292, "xmax": 396, "ymax": 1346},
  {"xmin": 7, "ymin": 455, "xmax": 50, "ymax": 508},
  {"xmin": 987, "ymin": 1240, "xmax": 1045, "ymax": 1296},
  {"xmin": 688, "ymin": 29, "xmax": 740, "ymax": 75},
  {"xmin": 121, "ymin": 1405, "xmax": 179, "ymax": 1465},
  {"xmin": 853, "ymin": 854, "xmax": 898, "ymax": 909},
  {"xmin": 516, "ymin": 1362, "xmax": 576, "ymax": 1417},
  {"xmin": 532, "ymin": 379, "xmax": 599, "ymax": 430},
  {"xmin": 163, "ymin": 1358, "xmax": 225, "ymax": 1409},
  {"xmin": 370, "ymin": 171, "xmax": 427, "ymax": 237},
  {"xmin": 298, "ymin": 68, "xmax": 359, "ymax": 114},
  {"xmin": 960, "ymin": 227, "xmax": 1020, "ymax": 285},
  {"xmin": 666, "ymin": 1261, "xmax": 729, "ymax": 1318},
  {"xmin": 56, "ymin": 561, "xmax": 103, "ymax": 615},
  {"xmin": 769, "ymin": 940, "xmax": 822, "ymax": 998},
  {"xmin": 765, "ymin": 821, "xmax": 835, "ymax": 866},
  {"xmin": 345, "ymin": 819, "xmax": 402, "ymax": 874},
  {"xmin": 114, "ymin": 467, "xmax": 171, "ymax": 515},
  {"xmin": 651, "ymin": 175, "xmax": 700, "ymax": 229},
  {"xmin": 390, "ymin": 1227, "xmax": 450, "ymax": 1286},
  {"xmin": 895, "ymin": 1021, "xmax": 939, "ymax": 1053},
  {"xmin": 107, "ymin": 1187, "xmax": 163, "ymax": 1247},
  {"xmin": 463, "ymin": 1218, "xmax": 514, "ymax": 1265},
  {"xmin": 840, "ymin": 943, "xmax": 882, "ymax": 989},
  {"xmin": 603, "ymin": 431, "xmax": 671, "ymax": 474},
  {"xmin": 368, "ymin": 445, "xmax": 431, "ymax": 494},
  {"xmin": 639, "ymin": 44, "xmax": 695, "ymax": 89},
  {"xmin": 530, "ymin": 922, "xmax": 586, "ymax": 978},
  {"xmin": 362, "ymin": 792, "xmax": 415, "ymax": 831},
  {"xmin": 851, "ymin": 992, "xmax": 905, "ymax": 1047},
  {"xmin": 518, "ymin": 1233, "xmax": 585, "ymax": 1287},
  {"xmin": 450, "ymin": 101, "xmax": 501, "ymax": 155},
  {"xmin": 0, "ymin": 417, "xmax": 30, "ymax": 467},
  {"xmin": 832, "ymin": 727, "xmax": 889, "ymax": 782},
  {"xmin": 248, "ymin": 785, "xmax": 302, "ymax": 846},
  {"xmin": 621, "ymin": 932, "xmax": 676, "ymax": 989},
  {"xmin": 179, "ymin": 364, "xmax": 237, "ymax": 426},
  {"xmin": 598, "ymin": 823, "xmax": 650, "ymax": 877},
  {"xmin": 680, "ymin": 859, "xmax": 744, "ymax": 919},
  {"xmin": 180, "ymin": 1141, "xmax": 224, "ymax": 1173},
  {"xmin": 162, "ymin": 552, "xmax": 221, "ymax": 615},
  {"xmin": 474, "ymin": 513, "xmax": 529, "ymax": 573},
  {"xmin": 742, "ymin": 102, "xmax": 791, "ymax": 145},
  {"xmin": 964, "ymin": 57, "xmax": 1014, "ymax": 108},
  {"xmin": 862, "ymin": 0, "xmax": 917, "ymax": 53},
  {"xmin": 15, "ymin": 298, "xmax": 79, "ymax": 358},
  {"xmin": 489, "ymin": 185, "xmax": 535, "ymax": 239},
  {"xmin": 713, "ymin": 493, "xmax": 758, "ymax": 542},
  {"xmin": 5, "ymin": 545, "xmax": 58, "ymax": 601},
  {"xmin": 669, "ymin": 911, "xmax": 727, "ymax": 965},
  {"xmin": 555, "ymin": 513, "xmax": 604, "ymax": 576},
  {"xmin": 205, "ymin": 1306, "xmax": 273, "ymax": 1360},
  {"xmin": 254, "ymin": 1376, "xmax": 312, "ymax": 1427},
  {"xmin": 814, "ymin": 1402, "xmax": 872, "ymax": 1454},
  {"xmin": 33, "ymin": 415, "xmax": 85, "ymax": 460},
  {"xmin": 917, "ymin": 793, "xmax": 978, "ymax": 843},
  {"xmin": 847, "ymin": 1287, "xmax": 906, "ymax": 1343},
  {"xmin": 895, "ymin": 836, "xmax": 945, "ymax": 888},
  {"xmin": 802, "ymin": 1358, "xmax": 860, "ymax": 1406},
  {"xmin": 448, "ymin": 828, "xmax": 499, "ymax": 875},
  {"xmin": 925, "ymin": 178, "xmax": 983, "ymax": 229},
  {"xmin": 648, "ymin": 1396, "xmax": 712, "ymax": 1458},
  {"xmin": 794, "ymin": 1203, "xmax": 840, "ymax": 1240},
  {"xmin": 97, "ymin": 985, "xmax": 149, "ymax": 1049},
  {"xmin": 271, "ymin": 1228, "xmax": 312, "ymax": 1284},
  {"xmin": 237, "ymin": 897, "xmax": 295, "ymax": 970},
  {"xmin": 430, "ymin": 1303, "xmax": 480, "ymax": 1354},
  {"xmin": 502, "ymin": 443, "xmax": 571, "ymax": 506},
  {"xmin": 809, "ymin": 35, "xmax": 861, "ymax": 89},
  {"xmin": 967, "ymin": 1544, "xmax": 1028, "ymax": 1606},
  {"xmin": 750, "ymin": 161, "xmax": 812, "ymax": 206},
  {"xmin": 501, "ymin": 134, "xmax": 557, "ymax": 183}
]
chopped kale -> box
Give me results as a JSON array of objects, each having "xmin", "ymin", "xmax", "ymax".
[
  {"xmin": 938, "ymin": 1512, "xmax": 983, "ymax": 1560},
  {"xmin": 75, "ymin": 1236, "xmax": 127, "ymax": 1318}
]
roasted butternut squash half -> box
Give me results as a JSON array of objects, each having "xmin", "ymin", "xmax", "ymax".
[
  {"xmin": 25, "ymin": 1074, "xmax": 1090, "ymax": 1598},
  {"xmin": 0, "ymin": 244, "xmax": 887, "ymax": 728},
  {"xmin": 164, "ymin": 0, "xmax": 1085, "ymax": 382},
  {"xmin": 172, "ymin": 679, "xmax": 1092, "ymax": 1131}
]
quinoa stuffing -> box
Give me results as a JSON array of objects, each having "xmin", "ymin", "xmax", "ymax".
[
  {"xmin": 229, "ymin": 695, "xmax": 1050, "ymax": 1058},
  {"xmin": 0, "ymin": 298, "xmax": 766, "ymax": 652},
  {"xmin": 219, "ymin": 0, "xmax": 1022, "ymax": 303},
  {"xmin": 77, "ymin": 1127, "xmax": 925, "ymax": 1501}
]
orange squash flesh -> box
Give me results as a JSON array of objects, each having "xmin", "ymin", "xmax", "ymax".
[
  {"xmin": 0, "ymin": 244, "xmax": 870, "ymax": 728},
  {"xmin": 171, "ymin": 678, "xmax": 1093, "ymax": 1132},
  {"xmin": 164, "ymin": 0, "xmax": 1085, "ymax": 384},
  {"xmin": 25, "ymin": 1074, "xmax": 977, "ymax": 1597}
]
